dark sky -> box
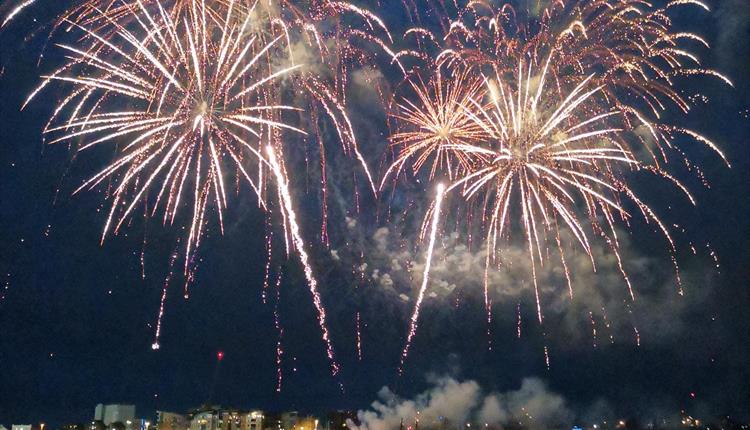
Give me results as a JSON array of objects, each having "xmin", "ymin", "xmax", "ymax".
[{"xmin": 0, "ymin": 0, "xmax": 748, "ymax": 427}]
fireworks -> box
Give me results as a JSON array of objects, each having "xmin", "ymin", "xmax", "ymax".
[
  {"xmin": 385, "ymin": 0, "xmax": 731, "ymax": 364},
  {"xmin": 448, "ymin": 57, "xmax": 640, "ymax": 323},
  {"xmin": 383, "ymin": 66, "xmax": 487, "ymax": 185},
  {"xmin": 18, "ymin": 0, "xmax": 396, "ymax": 367},
  {"xmin": 393, "ymin": 0, "xmax": 732, "ymax": 176},
  {"xmin": 393, "ymin": 56, "xmax": 655, "ymax": 362},
  {"xmin": 26, "ymin": 0, "xmax": 304, "ymax": 281},
  {"xmin": 4, "ymin": 0, "xmax": 732, "ymax": 376},
  {"xmin": 14, "ymin": 0, "xmax": 397, "ymax": 272}
]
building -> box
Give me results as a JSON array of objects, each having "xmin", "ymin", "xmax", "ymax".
[
  {"xmin": 1, "ymin": 424, "xmax": 8, "ymax": 430},
  {"xmin": 189, "ymin": 407, "xmax": 222, "ymax": 430},
  {"xmin": 245, "ymin": 411, "xmax": 264, "ymax": 430},
  {"xmin": 12, "ymin": 425, "xmax": 32, "ymax": 430},
  {"xmin": 220, "ymin": 410, "xmax": 244, "ymax": 430},
  {"xmin": 157, "ymin": 412, "xmax": 188, "ymax": 430},
  {"xmin": 216, "ymin": 409, "xmax": 264, "ymax": 430},
  {"xmin": 95, "ymin": 405, "xmax": 137, "ymax": 426},
  {"xmin": 280, "ymin": 413, "xmax": 299, "ymax": 430},
  {"xmin": 186, "ymin": 408, "xmax": 267, "ymax": 430},
  {"xmin": 224, "ymin": 411, "xmax": 263, "ymax": 430}
]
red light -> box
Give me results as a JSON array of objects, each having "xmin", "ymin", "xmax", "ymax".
[{"xmin": 217, "ymin": 351, "xmax": 224, "ymax": 361}]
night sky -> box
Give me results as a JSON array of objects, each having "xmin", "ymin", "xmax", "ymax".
[{"xmin": 0, "ymin": 0, "xmax": 749, "ymax": 427}]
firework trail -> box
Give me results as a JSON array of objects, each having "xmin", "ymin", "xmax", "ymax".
[
  {"xmin": 273, "ymin": 267, "xmax": 284, "ymax": 392},
  {"xmin": 399, "ymin": 182, "xmax": 444, "ymax": 371},
  {"xmin": 1, "ymin": 0, "xmax": 35, "ymax": 28},
  {"xmin": 152, "ymin": 243, "xmax": 180, "ymax": 350},
  {"xmin": 267, "ymin": 145, "xmax": 340, "ymax": 377},
  {"xmin": 356, "ymin": 311, "xmax": 363, "ymax": 361}
]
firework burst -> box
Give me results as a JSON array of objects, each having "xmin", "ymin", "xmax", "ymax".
[
  {"xmin": 388, "ymin": 50, "xmax": 721, "ymax": 365},
  {"xmin": 383, "ymin": 66, "xmax": 487, "ymax": 185},
  {"xmin": 15, "ymin": 0, "xmax": 402, "ymax": 374},
  {"xmin": 447, "ymin": 56, "xmax": 642, "ymax": 323},
  {"xmin": 384, "ymin": 0, "xmax": 731, "ymax": 366},
  {"xmin": 11, "ymin": 0, "xmax": 399, "ymax": 255},
  {"xmin": 26, "ymin": 0, "xmax": 304, "ymax": 282},
  {"xmin": 396, "ymin": 0, "xmax": 731, "ymax": 170}
]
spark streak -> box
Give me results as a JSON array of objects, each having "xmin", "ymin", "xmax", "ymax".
[
  {"xmin": 399, "ymin": 182, "xmax": 445, "ymax": 372},
  {"xmin": 152, "ymin": 244, "xmax": 180, "ymax": 350},
  {"xmin": 267, "ymin": 146, "xmax": 340, "ymax": 377},
  {"xmin": 1, "ymin": 0, "xmax": 35, "ymax": 28},
  {"xmin": 356, "ymin": 311, "xmax": 363, "ymax": 361}
]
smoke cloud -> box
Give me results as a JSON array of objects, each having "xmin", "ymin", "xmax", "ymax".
[
  {"xmin": 333, "ymin": 219, "xmax": 715, "ymax": 348},
  {"xmin": 349, "ymin": 376, "xmax": 572, "ymax": 430}
]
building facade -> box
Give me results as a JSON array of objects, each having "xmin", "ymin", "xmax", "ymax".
[
  {"xmin": 187, "ymin": 408, "xmax": 265, "ymax": 430},
  {"xmin": 157, "ymin": 412, "xmax": 188, "ymax": 430},
  {"xmin": 94, "ymin": 405, "xmax": 137, "ymax": 426},
  {"xmin": 280, "ymin": 413, "xmax": 298, "ymax": 430},
  {"xmin": 189, "ymin": 408, "xmax": 222, "ymax": 430}
]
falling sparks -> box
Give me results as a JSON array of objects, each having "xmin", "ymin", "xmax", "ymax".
[
  {"xmin": 399, "ymin": 183, "xmax": 445, "ymax": 372},
  {"xmin": 262, "ymin": 218, "xmax": 275, "ymax": 305},
  {"xmin": 267, "ymin": 146, "xmax": 340, "ymax": 377},
  {"xmin": 707, "ymin": 243, "xmax": 720, "ymax": 270},
  {"xmin": 356, "ymin": 311, "xmax": 363, "ymax": 361},
  {"xmin": 602, "ymin": 307, "xmax": 615, "ymax": 344},
  {"xmin": 590, "ymin": 312, "xmax": 598, "ymax": 349},
  {"xmin": 516, "ymin": 302, "xmax": 522, "ymax": 339},
  {"xmin": 0, "ymin": 273, "xmax": 10, "ymax": 303},
  {"xmin": 152, "ymin": 244, "xmax": 180, "ymax": 351},
  {"xmin": 273, "ymin": 267, "xmax": 284, "ymax": 393}
]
